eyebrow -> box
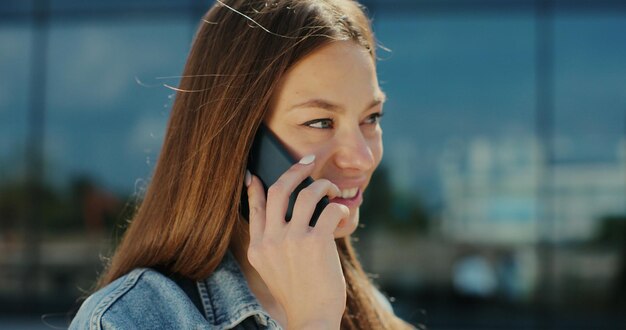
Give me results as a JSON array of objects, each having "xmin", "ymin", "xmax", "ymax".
[{"xmin": 288, "ymin": 91, "xmax": 387, "ymax": 113}]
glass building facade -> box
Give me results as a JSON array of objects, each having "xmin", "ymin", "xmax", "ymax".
[{"xmin": 1, "ymin": 0, "xmax": 625, "ymax": 328}]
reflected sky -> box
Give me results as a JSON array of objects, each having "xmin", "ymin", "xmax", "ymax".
[
  {"xmin": 0, "ymin": 6, "xmax": 625, "ymax": 209},
  {"xmin": 554, "ymin": 15, "xmax": 626, "ymax": 162},
  {"xmin": 374, "ymin": 13, "xmax": 626, "ymax": 206},
  {"xmin": 0, "ymin": 24, "xmax": 31, "ymax": 183},
  {"xmin": 44, "ymin": 20, "xmax": 190, "ymax": 191},
  {"xmin": 375, "ymin": 14, "xmax": 535, "ymax": 203}
]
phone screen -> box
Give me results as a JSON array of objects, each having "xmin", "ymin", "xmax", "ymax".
[{"xmin": 240, "ymin": 125, "xmax": 329, "ymax": 226}]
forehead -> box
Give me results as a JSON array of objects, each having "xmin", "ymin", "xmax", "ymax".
[{"xmin": 273, "ymin": 41, "xmax": 381, "ymax": 109}]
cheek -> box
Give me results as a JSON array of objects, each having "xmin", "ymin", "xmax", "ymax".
[
  {"xmin": 272, "ymin": 128, "xmax": 327, "ymax": 162},
  {"xmin": 308, "ymin": 144, "xmax": 336, "ymax": 178},
  {"xmin": 369, "ymin": 134, "xmax": 384, "ymax": 167},
  {"xmin": 300, "ymin": 141, "xmax": 333, "ymax": 160},
  {"xmin": 361, "ymin": 135, "xmax": 383, "ymax": 190}
]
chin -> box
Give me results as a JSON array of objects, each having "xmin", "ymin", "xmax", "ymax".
[{"xmin": 333, "ymin": 208, "xmax": 360, "ymax": 238}]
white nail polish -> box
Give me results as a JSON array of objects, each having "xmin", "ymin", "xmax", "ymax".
[
  {"xmin": 299, "ymin": 154, "xmax": 315, "ymax": 165},
  {"xmin": 245, "ymin": 170, "xmax": 252, "ymax": 187}
]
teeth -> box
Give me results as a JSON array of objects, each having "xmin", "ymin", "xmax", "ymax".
[{"xmin": 339, "ymin": 188, "xmax": 358, "ymax": 199}]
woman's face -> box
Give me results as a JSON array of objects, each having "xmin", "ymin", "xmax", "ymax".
[{"xmin": 266, "ymin": 41, "xmax": 385, "ymax": 238}]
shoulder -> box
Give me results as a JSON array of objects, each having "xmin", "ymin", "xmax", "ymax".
[{"xmin": 70, "ymin": 268, "xmax": 206, "ymax": 330}]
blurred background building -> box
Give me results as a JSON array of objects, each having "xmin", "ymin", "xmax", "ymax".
[{"xmin": 1, "ymin": 0, "xmax": 626, "ymax": 328}]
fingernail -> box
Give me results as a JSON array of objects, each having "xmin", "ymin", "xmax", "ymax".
[
  {"xmin": 245, "ymin": 170, "xmax": 252, "ymax": 187},
  {"xmin": 299, "ymin": 154, "xmax": 315, "ymax": 165}
]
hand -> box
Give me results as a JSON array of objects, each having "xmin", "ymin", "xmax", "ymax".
[{"xmin": 245, "ymin": 155, "xmax": 349, "ymax": 329}]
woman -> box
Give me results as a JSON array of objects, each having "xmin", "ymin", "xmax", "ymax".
[{"xmin": 71, "ymin": 0, "xmax": 413, "ymax": 329}]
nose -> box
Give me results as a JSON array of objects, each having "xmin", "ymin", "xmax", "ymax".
[{"xmin": 333, "ymin": 128, "xmax": 376, "ymax": 173}]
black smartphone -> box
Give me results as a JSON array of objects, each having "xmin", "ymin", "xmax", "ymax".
[{"xmin": 240, "ymin": 124, "xmax": 329, "ymax": 227}]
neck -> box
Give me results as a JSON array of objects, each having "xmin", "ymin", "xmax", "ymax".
[{"xmin": 229, "ymin": 223, "xmax": 287, "ymax": 327}]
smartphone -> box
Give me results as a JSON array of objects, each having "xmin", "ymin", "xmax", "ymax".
[{"xmin": 240, "ymin": 124, "xmax": 329, "ymax": 227}]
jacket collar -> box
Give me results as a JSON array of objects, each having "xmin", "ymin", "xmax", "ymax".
[{"xmin": 198, "ymin": 250, "xmax": 280, "ymax": 329}]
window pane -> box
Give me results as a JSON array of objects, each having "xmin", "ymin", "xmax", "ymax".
[
  {"xmin": 0, "ymin": 0, "xmax": 33, "ymax": 16},
  {"xmin": 374, "ymin": 13, "xmax": 535, "ymax": 226},
  {"xmin": 550, "ymin": 15, "xmax": 626, "ymax": 325},
  {"xmin": 368, "ymin": 13, "xmax": 536, "ymax": 327},
  {"xmin": 45, "ymin": 20, "xmax": 191, "ymax": 197},
  {"xmin": 49, "ymin": 0, "xmax": 196, "ymax": 12},
  {"xmin": 0, "ymin": 22, "xmax": 33, "ymax": 318},
  {"xmin": 554, "ymin": 15, "xmax": 626, "ymax": 164},
  {"xmin": 0, "ymin": 24, "xmax": 31, "ymax": 183}
]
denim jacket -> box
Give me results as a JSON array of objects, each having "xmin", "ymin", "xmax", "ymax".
[
  {"xmin": 70, "ymin": 251, "xmax": 281, "ymax": 329},
  {"xmin": 71, "ymin": 250, "xmax": 395, "ymax": 329}
]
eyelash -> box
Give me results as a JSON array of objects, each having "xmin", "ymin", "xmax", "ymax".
[{"xmin": 302, "ymin": 112, "xmax": 384, "ymax": 129}]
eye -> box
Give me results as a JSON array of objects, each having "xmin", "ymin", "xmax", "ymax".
[
  {"xmin": 302, "ymin": 118, "xmax": 334, "ymax": 129},
  {"xmin": 363, "ymin": 112, "xmax": 384, "ymax": 125}
]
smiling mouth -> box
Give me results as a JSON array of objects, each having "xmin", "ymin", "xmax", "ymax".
[
  {"xmin": 338, "ymin": 187, "xmax": 359, "ymax": 199},
  {"xmin": 329, "ymin": 187, "xmax": 363, "ymax": 211},
  {"xmin": 331, "ymin": 187, "xmax": 361, "ymax": 203}
]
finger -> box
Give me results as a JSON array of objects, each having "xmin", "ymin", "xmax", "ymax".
[
  {"xmin": 289, "ymin": 179, "xmax": 340, "ymax": 231},
  {"xmin": 246, "ymin": 174, "xmax": 266, "ymax": 246},
  {"xmin": 264, "ymin": 155, "xmax": 316, "ymax": 236},
  {"xmin": 311, "ymin": 203, "xmax": 350, "ymax": 236}
]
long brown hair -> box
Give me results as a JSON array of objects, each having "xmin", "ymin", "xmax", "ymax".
[{"xmin": 100, "ymin": 0, "xmax": 412, "ymax": 328}]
